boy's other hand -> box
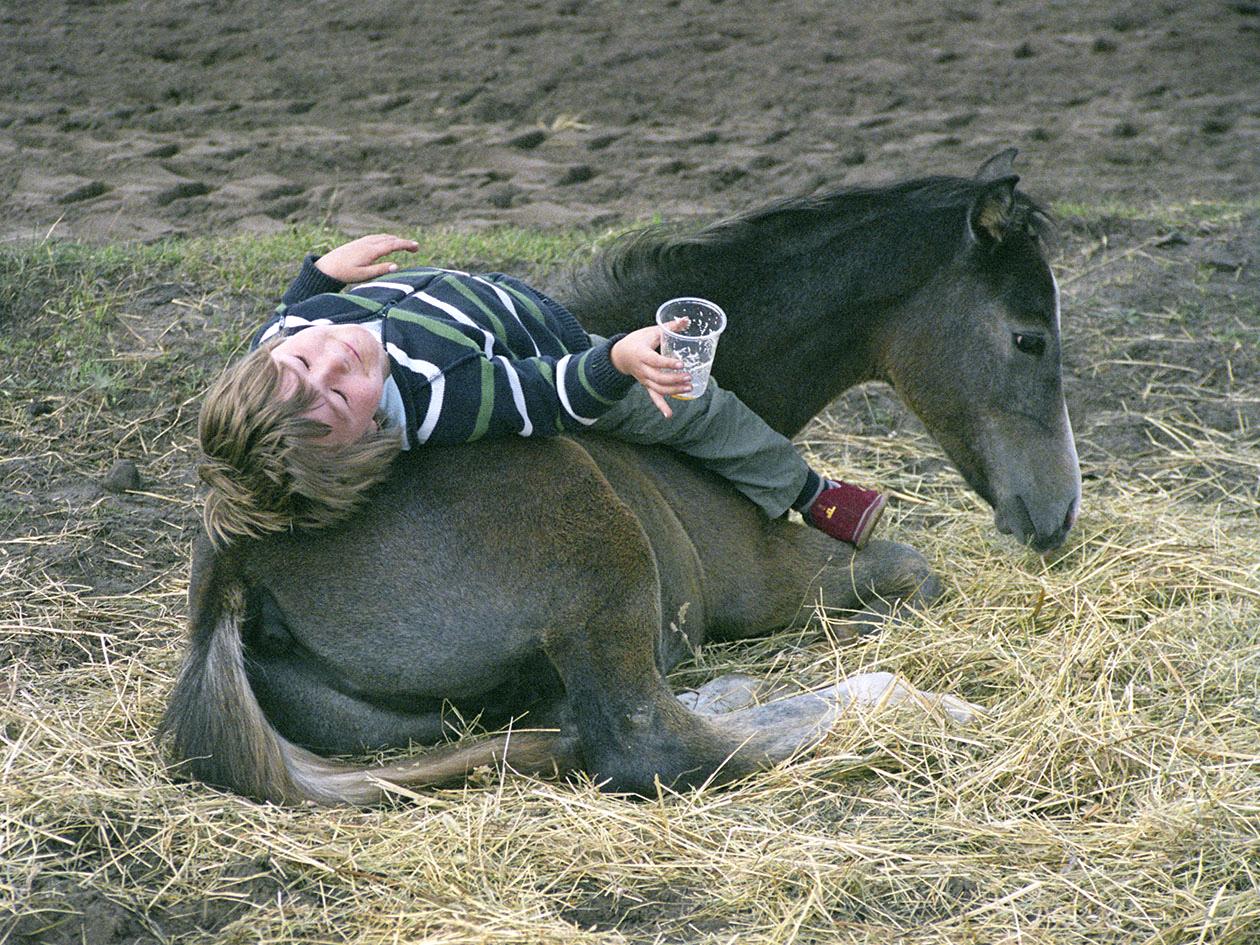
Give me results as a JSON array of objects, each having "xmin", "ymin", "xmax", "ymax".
[
  {"xmin": 610, "ymin": 322, "xmax": 692, "ymax": 418},
  {"xmin": 315, "ymin": 234, "xmax": 420, "ymax": 283}
]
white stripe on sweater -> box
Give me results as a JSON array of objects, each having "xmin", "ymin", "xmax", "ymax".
[
  {"xmin": 279, "ymin": 314, "xmax": 332, "ymax": 330},
  {"xmin": 386, "ymin": 342, "xmax": 445, "ymax": 444},
  {"xmin": 496, "ymin": 357, "xmax": 533, "ymax": 436},
  {"xmin": 556, "ymin": 355, "xmax": 597, "ymax": 426},
  {"xmin": 473, "ymin": 276, "xmax": 541, "ymax": 356},
  {"xmin": 417, "ymin": 290, "xmax": 497, "ymax": 358},
  {"xmin": 350, "ymin": 281, "xmax": 416, "ymax": 294}
]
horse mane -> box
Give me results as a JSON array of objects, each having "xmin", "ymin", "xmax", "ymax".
[{"xmin": 564, "ymin": 175, "xmax": 1053, "ymax": 329}]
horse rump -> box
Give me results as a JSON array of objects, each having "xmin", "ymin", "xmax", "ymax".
[{"xmin": 160, "ymin": 535, "xmax": 575, "ymax": 805}]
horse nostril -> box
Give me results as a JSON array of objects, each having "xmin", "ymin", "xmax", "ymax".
[{"xmin": 1013, "ymin": 495, "xmax": 1036, "ymax": 544}]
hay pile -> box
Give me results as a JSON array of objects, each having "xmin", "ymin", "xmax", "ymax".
[{"xmin": 2, "ymin": 214, "xmax": 1257, "ymax": 944}]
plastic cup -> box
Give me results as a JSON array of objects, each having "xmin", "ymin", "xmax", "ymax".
[{"xmin": 655, "ymin": 297, "xmax": 727, "ymax": 400}]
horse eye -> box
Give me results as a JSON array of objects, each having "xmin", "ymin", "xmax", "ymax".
[{"xmin": 1012, "ymin": 332, "xmax": 1046, "ymax": 357}]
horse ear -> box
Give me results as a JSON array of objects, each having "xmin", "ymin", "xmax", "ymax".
[
  {"xmin": 968, "ymin": 176, "xmax": 1020, "ymax": 246},
  {"xmin": 974, "ymin": 148, "xmax": 1019, "ymax": 182}
]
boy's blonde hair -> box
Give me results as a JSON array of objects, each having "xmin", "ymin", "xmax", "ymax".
[{"xmin": 197, "ymin": 339, "xmax": 401, "ymax": 548}]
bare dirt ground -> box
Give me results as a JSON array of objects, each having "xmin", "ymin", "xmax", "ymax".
[
  {"xmin": 2, "ymin": 0, "xmax": 1258, "ymax": 243},
  {"xmin": 2, "ymin": 2, "xmax": 1259, "ymax": 944}
]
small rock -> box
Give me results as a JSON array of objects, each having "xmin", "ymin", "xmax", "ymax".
[
  {"xmin": 509, "ymin": 129, "xmax": 547, "ymax": 150},
  {"xmin": 102, "ymin": 460, "xmax": 142, "ymax": 494},
  {"xmin": 557, "ymin": 164, "xmax": 595, "ymax": 185}
]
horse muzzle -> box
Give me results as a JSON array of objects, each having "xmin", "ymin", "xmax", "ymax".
[{"xmin": 995, "ymin": 492, "xmax": 1079, "ymax": 553}]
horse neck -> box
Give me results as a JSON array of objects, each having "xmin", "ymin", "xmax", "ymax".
[{"xmin": 568, "ymin": 215, "xmax": 945, "ymax": 437}]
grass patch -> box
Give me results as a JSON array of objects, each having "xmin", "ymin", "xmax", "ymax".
[
  {"xmin": 2, "ymin": 221, "xmax": 1258, "ymax": 944},
  {"xmin": 1051, "ymin": 195, "xmax": 1260, "ymax": 230}
]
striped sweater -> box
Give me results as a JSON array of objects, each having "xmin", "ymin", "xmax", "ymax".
[{"xmin": 251, "ymin": 256, "xmax": 633, "ymax": 449}]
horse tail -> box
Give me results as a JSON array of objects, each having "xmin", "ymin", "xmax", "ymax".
[{"xmin": 161, "ymin": 537, "xmax": 576, "ymax": 806}]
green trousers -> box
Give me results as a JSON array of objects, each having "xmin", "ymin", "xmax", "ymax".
[{"xmin": 589, "ymin": 374, "xmax": 811, "ymax": 518}]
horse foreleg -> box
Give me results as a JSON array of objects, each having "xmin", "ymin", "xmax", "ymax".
[{"xmin": 547, "ymin": 595, "xmax": 769, "ymax": 794}]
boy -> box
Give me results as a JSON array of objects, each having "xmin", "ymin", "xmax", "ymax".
[{"xmin": 198, "ymin": 234, "xmax": 885, "ymax": 549}]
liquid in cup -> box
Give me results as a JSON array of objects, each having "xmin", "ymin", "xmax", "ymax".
[{"xmin": 655, "ymin": 297, "xmax": 727, "ymax": 399}]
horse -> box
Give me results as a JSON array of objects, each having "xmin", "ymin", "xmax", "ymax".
[{"xmin": 162, "ymin": 149, "xmax": 1081, "ymax": 805}]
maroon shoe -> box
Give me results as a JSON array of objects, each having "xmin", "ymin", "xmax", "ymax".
[{"xmin": 807, "ymin": 482, "xmax": 886, "ymax": 549}]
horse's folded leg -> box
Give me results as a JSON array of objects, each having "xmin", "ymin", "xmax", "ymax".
[
  {"xmin": 812, "ymin": 539, "xmax": 944, "ymax": 638},
  {"xmin": 837, "ymin": 594, "xmax": 935, "ymax": 638}
]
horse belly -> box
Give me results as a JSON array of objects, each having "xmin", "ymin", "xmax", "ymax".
[{"xmin": 245, "ymin": 565, "xmax": 552, "ymax": 700}]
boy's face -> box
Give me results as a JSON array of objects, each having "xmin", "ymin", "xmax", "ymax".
[{"xmin": 271, "ymin": 325, "xmax": 388, "ymax": 445}]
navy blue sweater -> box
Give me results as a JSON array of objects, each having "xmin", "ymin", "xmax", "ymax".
[{"xmin": 252, "ymin": 257, "xmax": 632, "ymax": 448}]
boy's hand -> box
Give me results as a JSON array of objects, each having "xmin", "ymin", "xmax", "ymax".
[
  {"xmin": 610, "ymin": 321, "xmax": 692, "ymax": 418},
  {"xmin": 314, "ymin": 234, "xmax": 420, "ymax": 283}
]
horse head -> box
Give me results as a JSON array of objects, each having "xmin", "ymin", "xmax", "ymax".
[{"xmin": 879, "ymin": 150, "xmax": 1081, "ymax": 552}]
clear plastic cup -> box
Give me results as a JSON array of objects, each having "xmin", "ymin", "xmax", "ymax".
[{"xmin": 655, "ymin": 297, "xmax": 727, "ymax": 400}]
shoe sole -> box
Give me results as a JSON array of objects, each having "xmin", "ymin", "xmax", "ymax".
[{"xmin": 851, "ymin": 495, "xmax": 886, "ymax": 551}]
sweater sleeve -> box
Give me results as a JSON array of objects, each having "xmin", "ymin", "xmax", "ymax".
[
  {"xmin": 280, "ymin": 255, "xmax": 346, "ymax": 307},
  {"xmin": 248, "ymin": 255, "xmax": 348, "ymax": 349},
  {"xmin": 403, "ymin": 333, "xmax": 636, "ymax": 446}
]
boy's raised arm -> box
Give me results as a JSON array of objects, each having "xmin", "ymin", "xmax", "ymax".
[
  {"xmin": 314, "ymin": 234, "xmax": 419, "ymax": 283},
  {"xmin": 280, "ymin": 234, "xmax": 420, "ymax": 308}
]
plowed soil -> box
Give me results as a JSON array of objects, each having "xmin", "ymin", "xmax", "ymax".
[{"xmin": 3, "ymin": 0, "xmax": 1257, "ymax": 242}]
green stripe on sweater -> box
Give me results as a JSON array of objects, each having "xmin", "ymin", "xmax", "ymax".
[
  {"xmin": 576, "ymin": 350, "xmax": 619, "ymax": 405},
  {"xmin": 443, "ymin": 276, "xmax": 508, "ymax": 340},
  {"xmin": 498, "ymin": 282, "xmax": 552, "ymax": 335},
  {"xmin": 388, "ymin": 307, "xmax": 483, "ymax": 350},
  {"xmin": 472, "ymin": 358, "xmax": 495, "ymax": 440}
]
